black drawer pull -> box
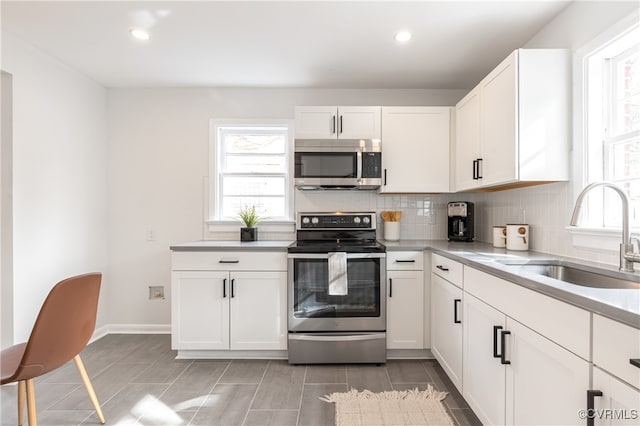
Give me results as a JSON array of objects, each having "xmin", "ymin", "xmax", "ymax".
[
  {"xmin": 219, "ymin": 259, "xmax": 240, "ymax": 264},
  {"xmin": 500, "ymin": 330, "xmax": 511, "ymax": 365},
  {"xmin": 493, "ymin": 325, "xmax": 503, "ymax": 358},
  {"xmin": 389, "ymin": 278, "xmax": 393, "ymax": 298},
  {"xmin": 453, "ymin": 299, "xmax": 461, "ymax": 324},
  {"xmin": 223, "ymin": 278, "xmax": 227, "ymax": 298},
  {"xmin": 630, "ymin": 359, "xmax": 640, "ymax": 369},
  {"xmin": 586, "ymin": 390, "xmax": 603, "ymax": 426},
  {"xmin": 396, "ymin": 259, "xmax": 416, "ymax": 263},
  {"xmin": 231, "ymin": 278, "xmax": 235, "ymax": 298},
  {"xmin": 436, "ymin": 265, "xmax": 449, "ymax": 271}
]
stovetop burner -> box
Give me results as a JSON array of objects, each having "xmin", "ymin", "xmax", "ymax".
[{"xmin": 288, "ymin": 212, "xmax": 386, "ymax": 253}]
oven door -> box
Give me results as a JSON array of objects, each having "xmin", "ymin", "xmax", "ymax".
[{"xmin": 288, "ymin": 252, "xmax": 386, "ymax": 332}]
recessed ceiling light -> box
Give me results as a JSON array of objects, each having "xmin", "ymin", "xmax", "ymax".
[
  {"xmin": 394, "ymin": 31, "xmax": 412, "ymax": 43},
  {"xmin": 129, "ymin": 28, "xmax": 150, "ymax": 41}
]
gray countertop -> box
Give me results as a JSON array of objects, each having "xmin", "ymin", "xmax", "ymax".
[{"xmin": 170, "ymin": 238, "xmax": 640, "ymax": 329}]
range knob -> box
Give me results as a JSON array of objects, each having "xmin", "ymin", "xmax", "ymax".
[
  {"xmin": 363, "ymin": 216, "xmax": 371, "ymax": 224},
  {"xmin": 302, "ymin": 217, "xmax": 310, "ymax": 225},
  {"xmin": 311, "ymin": 217, "xmax": 319, "ymax": 225},
  {"xmin": 353, "ymin": 217, "xmax": 361, "ymax": 224}
]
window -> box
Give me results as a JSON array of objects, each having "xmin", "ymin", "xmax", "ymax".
[
  {"xmin": 583, "ymin": 20, "xmax": 640, "ymax": 230},
  {"xmin": 210, "ymin": 120, "xmax": 293, "ymax": 223}
]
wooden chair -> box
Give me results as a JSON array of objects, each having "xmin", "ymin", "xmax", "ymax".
[{"xmin": 1, "ymin": 273, "xmax": 105, "ymax": 425}]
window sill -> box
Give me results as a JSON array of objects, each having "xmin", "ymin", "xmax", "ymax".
[
  {"xmin": 565, "ymin": 226, "xmax": 638, "ymax": 252},
  {"xmin": 205, "ymin": 220, "xmax": 295, "ymax": 239}
]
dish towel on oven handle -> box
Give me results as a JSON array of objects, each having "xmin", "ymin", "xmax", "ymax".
[{"xmin": 328, "ymin": 251, "xmax": 348, "ymax": 296}]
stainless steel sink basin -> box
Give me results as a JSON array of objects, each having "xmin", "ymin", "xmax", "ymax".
[{"xmin": 497, "ymin": 260, "xmax": 640, "ymax": 290}]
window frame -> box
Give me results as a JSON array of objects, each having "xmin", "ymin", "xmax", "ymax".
[
  {"xmin": 568, "ymin": 11, "xmax": 640, "ymax": 252},
  {"xmin": 206, "ymin": 118, "xmax": 295, "ymax": 235}
]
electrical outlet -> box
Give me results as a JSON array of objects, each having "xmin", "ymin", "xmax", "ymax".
[
  {"xmin": 146, "ymin": 229, "xmax": 156, "ymax": 241},
  {"xmin": 148, "ymin": 286, "xmax": 164, "ymax": 300}
]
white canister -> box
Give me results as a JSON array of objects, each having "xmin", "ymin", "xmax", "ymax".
[
  {"xmin": 492, "ymin": 226, "xmax": 507, "ymax": 248},
  {"xmin": 384, "ymin": 221, "xmax": 400, "ymax": 241},
  {"xmin": 506, "ymin": 224, "xmax": 529, "ymax": 251}
]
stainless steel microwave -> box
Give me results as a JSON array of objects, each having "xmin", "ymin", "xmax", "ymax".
[{"xmin": 294, "ymin": 139, "xmax": 382, "ymax": 190}]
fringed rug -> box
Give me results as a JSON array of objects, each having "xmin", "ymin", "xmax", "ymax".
[{"xmin": 320, "ymin": 385, "xmax": 455, "ymax": 426}]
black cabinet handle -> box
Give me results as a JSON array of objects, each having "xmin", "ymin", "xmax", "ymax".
[
  {"xmin": 339, "ymin": 115, "xmax": 343, "ymax": 134},
  {"xmin": 389, "ymin": 278, "xmax": 393, "ymax": 298},
  {"xmin": 631, "ymin": 359, "xmax": 640, "ymax": 369},
  {"xmin": 500, "ymin": 330, "xmax": 511, "ymax": 365},
  {"xmin": 477, "ymin": 158, "xmax": 483, "ymax": 179},
  {"xmin": 332, "ymin": 115, "xmax": 336, "ymax": 134},
  {"xmin": 473, "ymin": 160, "xmax": 478, "ymax": 180},
  {"xmin": 384, "ymin": 169, "xmax": 387, "ymax": 186},
  {"xmin": 223, "ymin": 278, "xmax": 227, "ymax": 298},
  {"xmin": 493, "ymin": 325, "xmax": 503, "ymax": 358},
  {"xmin": 454, "ymin": 299, "xmax": 461, "ymax": 324},
  {"xmin": 586, "ymin": 390, "xmax": 603, "ymax": 426},
  {"xmin": 436, "ymin": 265, "xmax": 449, "ymax": 271},
  {"xmin": 396, "ymin": 259, "xmax": 416, "ymax": 263},
  {"xmin": 219, "ymin": 259, "xmax": 239, "ymax": 264},
  {"xmin": 231, "ymin": 278, "xmax": 235, "ymax": 298}
]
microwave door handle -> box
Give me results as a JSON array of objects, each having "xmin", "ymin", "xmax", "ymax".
[{"xmin": 356, "ymin": 151, "xmax": 362, "ymax": 180}]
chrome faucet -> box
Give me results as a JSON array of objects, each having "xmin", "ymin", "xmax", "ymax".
[{"xmin": 570, "ymin": 182, "xmax": 640, "ymax": 272}]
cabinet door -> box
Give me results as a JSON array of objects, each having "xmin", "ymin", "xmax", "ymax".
[
  {"xmin": 387, "ymin": 270, "xmax": 424, "ymax": 349},
  {"xmin": 229, "ymin": 271, "xmax": 287, "ymax": 350},
  {"xmin": 430, "ymin": 274, "xmax": 463, "ymax": 391},
  {"xmin": 295, "ymin": 106, "xmax": 337, "ymax": 139},
  {"xmin": 337, "ymin": 106, "xmax": 381, "ymax": 139},
  {"xmin": 463, "ymin": 293, "xmax": 507, "ymax": 426},
  {"xmin": 480, "ymin": 51, "xmax": 518, "ymax": 187},
  {"xmin": 505, "ymin": 318, "xmax": 590, "ymax": 426},
  {"xmin": 380, "ymin": 107, "xmax": 450, "ymax": 193},
  {"xmin": 171, "ymin": 271, "xmax": 229, "ymax": 350},
  {"xmin": 593, "ymin": 367, "xmax": 640, "ymax": 426},
  {"xmin": 454, "ymin": 88, "xmax": 481, "ymax": 191}
]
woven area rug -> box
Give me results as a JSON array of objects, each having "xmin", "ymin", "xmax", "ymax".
[{"xmin": 320, "ymin": 385, "xmax": 455, "ymax": 426}]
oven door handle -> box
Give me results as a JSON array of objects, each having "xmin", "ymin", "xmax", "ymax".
[
  {"xmin": 288, "ymin": 334, "xmax": 386, "ymax": 342},
  {"xmin": 288, "ymin": 253, "xmax": 386, "ymax": 259}
]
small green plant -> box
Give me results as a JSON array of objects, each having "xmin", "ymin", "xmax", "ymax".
[{"xmin": 238, "ymin": 205, "xmax": 260, "ymax": 228}]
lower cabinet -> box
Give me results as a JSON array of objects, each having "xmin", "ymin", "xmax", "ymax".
[
  {"xmin": 431, "ymin": 273, "xmax": 463, "ymax": 392},
  {"xmin": 592, "ymin": 367, "xmax": 640, "ymax": 426},
  {"xmin": 172, "ymin": 270, "xmax": 287, "ymax": 351},
  {"xmin": 387, "ymin": 270, "xmax": 424, "ymax": 349}
]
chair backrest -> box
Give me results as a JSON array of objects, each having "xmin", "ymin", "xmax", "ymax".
[{"xmin": 17, "ymin": 273, "xmax": 102, "ymax": 380}]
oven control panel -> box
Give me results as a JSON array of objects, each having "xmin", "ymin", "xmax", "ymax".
[{"xmin": 298, "ymin": 212, "xmax": 376, "ymax": 229}]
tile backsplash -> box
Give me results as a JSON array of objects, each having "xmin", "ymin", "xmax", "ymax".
[{"xmin": 295, "ymin": 181, "xmax": 621, "ymax": 266}]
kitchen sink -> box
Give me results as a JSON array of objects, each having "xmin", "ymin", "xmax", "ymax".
[{"xmin": 497, "ymin": 260, "xmax": 640, "ymax": 290}]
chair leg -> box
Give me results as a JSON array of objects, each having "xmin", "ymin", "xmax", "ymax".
[
  {"xmin": 73, "ymin": 355, "xmax": 105, "ymax": 424},
  {"xmin": 17, "ymin": 380, "xmax": 25, "ymax": 426},
  {"xmin": 25, "ymin": 379, "xmax": 36, "ymax": 426}
]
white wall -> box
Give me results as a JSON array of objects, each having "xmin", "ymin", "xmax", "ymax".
[
  {"xmin": 1, "ymin": 33, "xmax": 109, "ymax": 343},
  {"xmin": 106, "ymin": 88, "xmax": 466, "ymax": 328}
]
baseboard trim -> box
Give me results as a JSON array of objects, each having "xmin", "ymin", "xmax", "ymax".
[{"xmin": 90, "ymin": 324, "xmax": 171, "ymax": 343}]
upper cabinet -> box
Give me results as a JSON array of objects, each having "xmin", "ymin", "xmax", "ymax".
[
  {"xmin": 295, "ymin": 106, "xmax": 381, "ymax": 140},
  {"xmin": 380, "ymin": 106, "xmax": 452, "ymax": 193},
  {"xmin": 454, "ymin": 49, "xmax": 570, "ymax": 192}
]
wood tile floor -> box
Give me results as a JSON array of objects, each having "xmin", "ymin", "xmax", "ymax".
[{"xmin": 1, "ymin": 334, "xmax": 481, "ymax": 425}]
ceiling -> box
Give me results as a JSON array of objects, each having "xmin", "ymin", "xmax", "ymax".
[{"xmin": 1, "ymin": 1, "xmax": 574, "ymax": 89}]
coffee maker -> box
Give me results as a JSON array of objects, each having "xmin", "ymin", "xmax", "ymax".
[{"xmin": 448, "ymin": 202, "xmax": 474, "ymax": 242}]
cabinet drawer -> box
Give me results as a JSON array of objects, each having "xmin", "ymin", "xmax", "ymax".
[
  {"xmin": 464, "ymin": 266, "xmax": 590, "ymax": 360},
  {"xmin": 172, "ymin": 251, "xmax": 287, "ymax": 271},
  {"xmin": 432, "ymin": 253, "xmax": 463, "ymax": 287},
  {"xmin": 387, "ymin": 251, "xmax": 424, "ymax": 270},
  {"xmin": 593, "ymin": 314, "xmax": 640, "ymax": 389}
]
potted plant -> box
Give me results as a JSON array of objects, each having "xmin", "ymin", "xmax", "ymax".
[{"xmin": 238, "ymin": 205, "xmax": 260, "ymax": 242}]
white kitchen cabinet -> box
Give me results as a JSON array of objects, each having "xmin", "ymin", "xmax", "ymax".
[
  {"xmin": 294, "ymin": 106, "xmax": 381, "ymax": 140},
  {"xmin": 386, "ymin": 251, "xmax": 424, "ymax": 349},
  {"xmin": 171, "ymin": 251, "xmax": 288, "ymax": 352},
  {"xmin": 454, "ymin": 49, "xmax": 570, "ymax": 191},
  {"xmin": 380, "ymin": 107, "xmax": 451, "ymax": 193},
  {"xmin": 463, "ymin": 293, "xmax": 507, "ymax": 425},
  {"xmin": 592, "ymin": 367, "xmax": 640, "ymax": 426},
  {"xmin": 593, "ymin": 314, "xmax": 640, "ymax": 390},
  {"xmin": 431, "ymin": 273, "xmax": 463, "ymax": 392}
]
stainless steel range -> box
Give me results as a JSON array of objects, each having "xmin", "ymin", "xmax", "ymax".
[{"xmin": 287, "ymin": 212, "xmax": 386, "ymax": 364}]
